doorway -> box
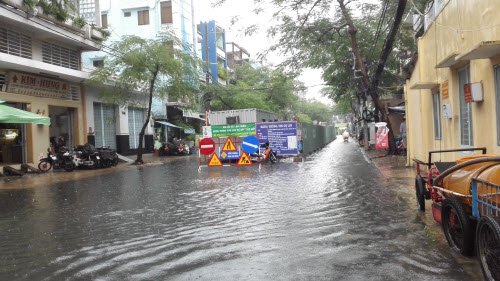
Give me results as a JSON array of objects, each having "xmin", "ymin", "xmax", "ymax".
[{"xmin": 49, "ymin": 106, "xmax": 75, "ymax": 150}]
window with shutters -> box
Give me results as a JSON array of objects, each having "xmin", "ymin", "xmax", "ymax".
[
  {"xmin": 458, "ymin": 65, "xmax": 473, "ymax": 146},
  {"xmin": 432, "ymin": 91, "xmax": 442, "ymax": 140},
  {"xmin": 101, "ymin": 14, "xmax": 108, "ymax": 28},
  {"xmin": 138, "ymin": 10, "xmax": 150, "ymax": 25},
  {"xmin": 42, "ymin": 42, "xmax": 80, "ymax": 70},
  {"xmin": 0, "ymin": 27, "xmax": 32, "ymax": 59},
  {"xmin": 0, "ymin": 74, "xmax": 5, "ymax": 91},
  {"xmin": 161, "ymin": 1, "xmax": 173, "ymax": 24}
]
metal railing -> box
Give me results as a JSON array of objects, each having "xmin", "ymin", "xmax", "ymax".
[{"xmin": 471, "ymin": 178, "xmax": 500, "ymax": 219}]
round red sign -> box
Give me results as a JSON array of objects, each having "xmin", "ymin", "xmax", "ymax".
[{"xmin": 199, "ymin": 138, "xmax": 215, "ymax": 155}]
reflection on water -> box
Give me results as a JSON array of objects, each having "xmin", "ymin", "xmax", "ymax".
[{"xmin": 0, "ymin": 141, "xmax": 480, "ymax": 280}]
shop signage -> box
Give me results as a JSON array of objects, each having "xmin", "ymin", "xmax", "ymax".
[
  {"xmin": 7, "ymin": 71, "xmax": 72, "ymax": 100},
  {"xmin": 464, "ymin": 83, "xmax": 473, "ymax": 103},
  {"xmin": 441, "ymin": 80, "xmax": 449, "ymax": 99},
  {"xmin": 256, "ymin": 121, "xmax": 298, "ymax": 156},
  {"xmin": 203, "ymin": 123, "xmax": 256, "ymax": 137},
  {"xmin": 464, "ymin": 82, "xmax": 483, "ymax": 103}
]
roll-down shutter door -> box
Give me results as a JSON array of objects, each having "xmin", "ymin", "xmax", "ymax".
[
  {"xmin": 128, "ymin": 107, "xmax": 145, "ymax": 149},
  {"xmin": 93, "ymin": 103, "xmax": 116, "ymax": 149}
]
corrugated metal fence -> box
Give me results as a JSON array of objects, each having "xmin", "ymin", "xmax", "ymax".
[{"xmin": 300, "ymin": 124, "xmax": 337, "ymax": 155}]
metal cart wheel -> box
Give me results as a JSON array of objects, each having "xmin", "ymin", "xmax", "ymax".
[
  {"xmin": 476, "ymin": 216, "xmax": 500, "ymax": 281},
  {"xmin": 442, "ymin": 196, "xmax": 475, "ymax": 256},
  {"xmin": 415, "ymin": 175, "xmax": 425, "ymax": 211}
]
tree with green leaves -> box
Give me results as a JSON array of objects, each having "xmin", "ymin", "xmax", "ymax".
[
  {"xmin": 216, "ymin": 0, "xmax": 425, "ymax": 151},
  {"xmin": 90, "ymin": 34, "xmax": 198, "ymax": 164},
  {"xmin": 206, "ymin": 62, "xmax": 333, "ymax": 123}
]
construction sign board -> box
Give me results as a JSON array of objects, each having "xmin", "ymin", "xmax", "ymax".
[
  {"xmin": 256, "ymin": 121, "xmax": 298, "ymax": 156},
  {"xmin": 222, "ymin": 137, "xmax": 237, "ymax": 151},
  {"xmin": 203, "ymin": 123, "xmax": 256, "ymax": 137},
  {"xmin": 208, "ymin": 153, "xmax": 223, "ymax": 166},
  {"xmin": 237, "ymin": 152, "xmax": 253, "ymax": 166},
  {"xmin": 220, "ymin": 151, "xmax": 240, "ymax": 160}
]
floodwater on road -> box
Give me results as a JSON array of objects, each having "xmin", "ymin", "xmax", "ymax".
[{"xmin": 0, "ymin": 140, "xmax": 482, "ymax": 280}]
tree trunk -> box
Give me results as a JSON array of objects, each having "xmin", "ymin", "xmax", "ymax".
[
  {"xmin": 338, "ymin": 0, "xmax": 407, "ymax": 153},
  {"xmin": 135, "ymin": 67, "xmax": 159, "ymax": 164},
  {"xmin": 367, "ymin": 0, "xmax": 407, "ymax": 153}
]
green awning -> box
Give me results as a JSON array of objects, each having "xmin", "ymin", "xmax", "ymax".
[
  {"xmin": 0, "ymin": 103, "xmax": 51, "ymax": 125},
  {"xmin": 155, "ymin": 120, "xmax": 182, "ymax": 129}
]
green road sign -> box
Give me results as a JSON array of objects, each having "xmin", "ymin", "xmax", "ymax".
[{"xmin": 209, "ymin": 123, "xmax": 256, "ymax": 137}]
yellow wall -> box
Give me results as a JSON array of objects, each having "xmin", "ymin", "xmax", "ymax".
[
  {"xmin": 0, "ymin": 91, "xmax": 84, "ymax": 164},
  {"xmin": 406, "ymin": 0, "xmax": 500, "ymax": 164}
]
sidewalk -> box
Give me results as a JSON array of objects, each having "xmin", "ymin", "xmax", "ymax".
[{"xmin": 0, "ymin": 153, "xmax": 194, "ymax": 190}]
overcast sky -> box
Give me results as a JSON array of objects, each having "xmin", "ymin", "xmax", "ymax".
[{"xmin": 196, "ymin": 0, "xmax": 331, "ymax": 105}]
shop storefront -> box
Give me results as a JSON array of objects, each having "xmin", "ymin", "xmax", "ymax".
[{"xmin": 0, "ymin": 71, "xmax": 85, "ymax": 164}]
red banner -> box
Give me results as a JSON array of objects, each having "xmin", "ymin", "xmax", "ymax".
[{"xmin": 375, "ymin": 127, "xmax": 389, "ymax": 150}]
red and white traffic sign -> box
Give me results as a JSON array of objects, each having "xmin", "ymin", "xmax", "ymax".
[{"xmin": 199, "ymin": 138, "xmax": 215, "ymax": 155}]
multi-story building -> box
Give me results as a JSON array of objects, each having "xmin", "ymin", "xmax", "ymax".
[
  {"xmin": 82, "ymin": 0, "xmax": 198, "ymax": 155},
  {"xmin": 0, "ymin": 0, "xmax": 103, "ymax": 165},
  {"xmin": 226, "ymin": 42, "xmax": 249, "ymax": 70},
  {"xmin": 198, "ymin": 20, "xmax": 227, "ymax": 85},
  {"xmin": 405, "ymin": 0, "xmax": 500, "ymax": 163}
]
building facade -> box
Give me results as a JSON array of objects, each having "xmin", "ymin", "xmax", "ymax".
[
  {"xmin": 0, "ymin": 0, "xmax": 103, "ymax": 165},
  {"xmin": 405, "ymin": 0, "xmax": 500, "ymax": 163},
  {"xmin": 81, "ymin": 0, "xmax": 198, "ymax": 155},
  {"xmin": 198, "ymin": 20, "xmax": 227, "ymax": 85}
]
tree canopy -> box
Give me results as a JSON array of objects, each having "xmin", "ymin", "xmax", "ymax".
[
  {"xmin": 90, "ymin": 34, "xmax": 199, "ymax": 163},
  {"xmin": 206, "ymin": 62, "xmax": 332, "ymax": 123}
]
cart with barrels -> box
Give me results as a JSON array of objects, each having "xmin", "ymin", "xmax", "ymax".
[{"xmin": 413, "ymin": 148, "xmax": 499, "ymax": 281}]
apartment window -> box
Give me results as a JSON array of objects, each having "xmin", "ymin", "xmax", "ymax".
[
  {"xmin": 101, "ymin": 14, "xmax": 108, "ymax": 28},
  {"xmin": 138, "ymin": 10, "xmax": 150, "ymax": 25},
  {"xmin": 432, "ymin": 91, "xmax": 442, "ymax": 140},
  {"xmin": 495, "ymin": 65, "xmax": 500, "ymax": 145},
  {"xmin": 124, "ymin": 11, "xmax": 131, "ymax": 17},
  {"xmin": 458, "ymin": 65, "xmax": 473, "ymax": 146},
  {"xmin": 42, "ymin": 42, "xmax": 79, "ymax": 70},
  {"xmin": 0, "ymin": 27, "xmax": 32, "ymax": 59},
  {"xmin": 161, "ymin": 1, "xmax": 173, "ymax": 24},
  {"xmin": 92, "ymin": 59, "xmax": 104, "ymax": 68}
]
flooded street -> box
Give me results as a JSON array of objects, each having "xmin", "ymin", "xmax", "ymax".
[{"xmin": 0, "ymin": 140, "xmax": 482, "ymax": 280}]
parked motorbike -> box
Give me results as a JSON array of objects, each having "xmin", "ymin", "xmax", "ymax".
[
  {"xmin": 96, "ymin": 147, "xmax": 119, "ymax": 167},
  {"xmin": 73, "ymin": 143, "xmax": 101, "ymax": 169},
  {"xmin": 250, "ymin": 142, "xmax": 278, "ymax": 164},
  {"xmin": 38, "ymin": 147, "xmax": 75, "ymax": 172},
  {"xmin": 176, "ymin": 140, "xmax": 190, "ymax": 155},
  {"xmin": 395, "ymin": 135, "xmax": 407, "ymax": 156}
]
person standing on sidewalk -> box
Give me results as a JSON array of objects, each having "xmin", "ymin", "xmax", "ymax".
[{"xmin": 399, "ymin": 116, "xmax": 407, "ymax": 147}]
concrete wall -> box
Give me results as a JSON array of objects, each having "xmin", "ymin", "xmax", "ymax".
[{"xmin": 406, "ymin": 0, "xmax": 500, "ymax": 163}]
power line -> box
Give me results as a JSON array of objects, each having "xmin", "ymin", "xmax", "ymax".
[{"xmin": 369, "ymin": 0, "xmax": 389, "ymax": 61}]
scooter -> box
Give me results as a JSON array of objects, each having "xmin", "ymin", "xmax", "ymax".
[
  {"xmin": 250, "ymin": 143, "xmax": 278, "ymax": 164},
  {"xmin": 73, "ymin": 143, "xmax": 101, "ymax": 169},
  {"xmin": 38, "ymin": 147, "xmax": 75, "ymax": 172}
]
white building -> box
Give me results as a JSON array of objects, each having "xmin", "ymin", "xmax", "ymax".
[
  {"xmin": 0, "ymin": 0, "xmax": 103, "ymax": 165},
  {"xmin": 81, "ymin": 0, "xmax": 198, "ymax": 155}
]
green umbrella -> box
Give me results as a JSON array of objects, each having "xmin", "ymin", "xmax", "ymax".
[{"xmin": 0, "ymin": 100, "xmax": 51, "ymax": 125}]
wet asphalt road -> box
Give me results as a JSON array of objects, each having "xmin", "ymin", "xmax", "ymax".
[{"xmin": 0, "ymin": 139, "xmax": 483, "ymax": 280}]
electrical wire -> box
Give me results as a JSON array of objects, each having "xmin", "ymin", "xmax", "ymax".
[{"xmin": 369, "ymin": 0, "xmax": 389, "ymax": 60}]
